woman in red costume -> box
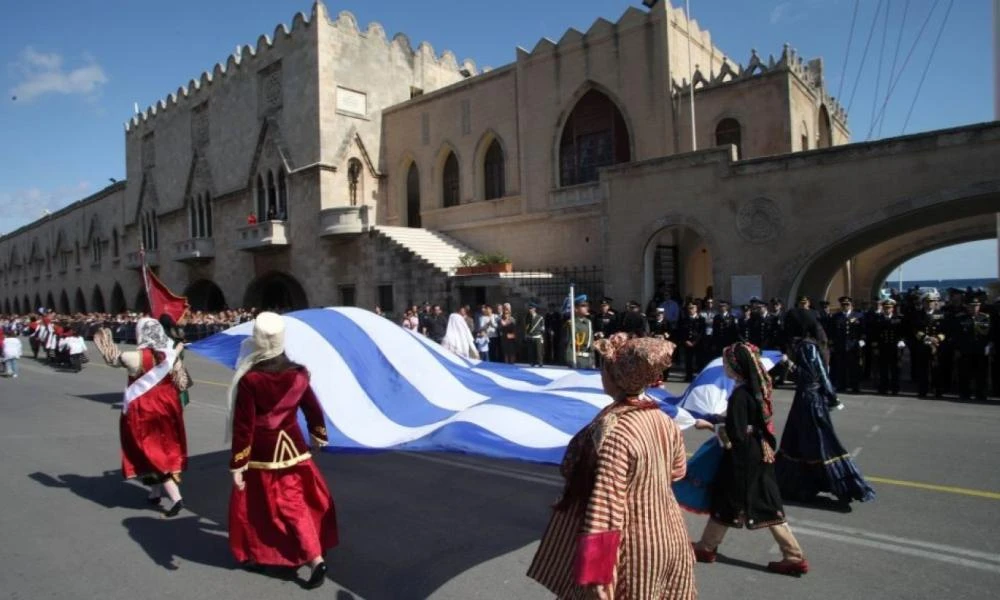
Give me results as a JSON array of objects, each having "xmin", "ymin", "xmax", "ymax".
[
  {"xmin": 94, "ymin": 318, "xmax": 189, "ymax": 516},
  {"xmin": 226, "ymin": 312, "xmax": 338, "ymax": 590}
]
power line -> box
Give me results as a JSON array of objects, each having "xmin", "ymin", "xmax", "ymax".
[
  {"xmin": 901, "ymin": 0, "xmax": 955, "ymax": 134},
  {"xmin": 878, "ymin": 0, "xmax": 910, "ymax": 138},
  {"xmin": 868, "ymin": 0, "xmax": 941, "ymax": 137},
  {"xmin": 837, "ymin": 0, "xmax": 862, "ymax": 101},
  {"xmin": 869, "ymin": 0, "xmax": 892, "ymax": 140},
  {"xmin": 847, "ymin": 0, "xmax": 885, "ymax": 115}
]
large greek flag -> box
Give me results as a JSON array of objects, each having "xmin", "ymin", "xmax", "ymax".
[{"xmin": 190, "ymin": 308, "xmax": 779, "ymax": 465}]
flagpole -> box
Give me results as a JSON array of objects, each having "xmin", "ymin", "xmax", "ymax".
[
  {"xmin": 686, "ymin": 0, "xmax": 697, "ymax": 151},
  {"xmin": 569, "ymin": 284, "xmax": 577, "ymax": 369}
]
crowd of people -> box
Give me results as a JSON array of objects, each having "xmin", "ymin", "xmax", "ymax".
[{"xmin": 401, "ymin": 283, "xmax": 999, "ymax": 400}]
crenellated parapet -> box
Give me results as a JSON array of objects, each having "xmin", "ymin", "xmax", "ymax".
[
  {"xmin": 125, "ymin": 2, "xmax": 478, "ymax": 134},
  {"xmin": 516, "ymin": 5, "xmax": 650, "ymax": 58},
  {"xmin": 124, "ymin": 5, "xmax": 316, "ymax": 133},
  {"xmin": 324, "ymin": 7, "xmax": 478, "ymax": 76},
  {"xmin": 672, "ymin": 44, "xmax": 849, "ymax": 125}
]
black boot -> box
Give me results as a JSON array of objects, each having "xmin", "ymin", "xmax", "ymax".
[{"xmin": 304, "ymin": 562, "xmax": 327, "ymax": 590}]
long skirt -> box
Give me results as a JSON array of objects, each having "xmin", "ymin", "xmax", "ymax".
[
  {"xmin": 120, "ymin": 387, "xmax": 187, "ymax": 481},
  {"xmin": 775, "ymin": 388, "xmax": 875, "ymax": 503},
  {"xmin": 673, "ymin": 437, "xmax": 724, "ymax": 514},
  {"xmin": 229, "ymin": 460, "xmax": 339, "ymax": 567}
]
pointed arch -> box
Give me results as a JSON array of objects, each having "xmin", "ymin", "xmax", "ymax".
[
  {"xmin": 474, "ymin": 130, "xmax": 508, "ymax": 201},
  {"xmin": 818, "ymin": 104, "xmax": 833, "ymax": 149},
  {"xmin": 110, "ymin": 282, "xmax": 127, "ymax": 314},
  {"xmin": 91, "ymin": 285, "xmax": 106, "ymax": 313},
  {"xmin": 800, "ymin": 120, "xmax": 810, "ymax": 151},
  {"xmin": 435, "ymin": 143, "xmax": 461, "ymax": 208},
  {"xmin": 403, "ymin": 159, "xmax": 421, "ymax": 228},
  {"xmin": 58, "ymin": 290, "xmax": 70, "ymax": 314},
  {"xmin": 256, "ymin": 174, "xmax": 266, "ymax": 220},
  {"xmin": 555, "ymin": 83, "xmax": 633, "ymax": 187},
  {"xmin": 23, "ymin": 296, "xmax": 31, "ymax": 314},
  {"xmin": 277, "ymin": 170, "xmax": 288, "ymax": 218},
  {"xmin": 13, "ymin": 298, "xmax": 21, "ymax": 315},
  {"xmin": 266, "ymin": 171, "xmax": 277, "ymax": 219},
  {"xmin": 45, "ymin": 292, "xmax": 54, "ymax": 312},
  {"xmin": 347, "ymin": 158, "xmax": 363, "ymax": 207},
  {"xmin": 74, "ymin": 287, "xmax": 87, "ymax": 313},
  {"xmin": 112, "ymin": 228, "xmax": 120, "ymax": 258}
]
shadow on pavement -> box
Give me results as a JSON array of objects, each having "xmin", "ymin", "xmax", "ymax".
[
  {"xmin": 714, "ymin": 553, "xmax": 772, "ymax": 574},
  {"xmin": 73, "ymin": 392, "xmax": 123, "ymax": 407},
  {"xmin": 33, "ymin": 449, "xmax": 556, "ymax": 599}
]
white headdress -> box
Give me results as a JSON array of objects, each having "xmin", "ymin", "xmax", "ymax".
[{"xmin": 225, "ymin": 312, "xmax": 286, "ymax": 442}]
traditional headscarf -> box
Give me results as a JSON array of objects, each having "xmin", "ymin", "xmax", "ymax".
[
  {"xmin": 225, "ymin": 312, "xmax": 286, "ymax": 442},
  {"xmin": 136, "ymin": 317, "xmax": 172, "ymax": 351},
  {"xmin": 594, "ymin": 332, "xmax": 674, "ymax": 397},
  {"xmin": 441, "ymin": 312, "xmax": 478, "ymax": 359},
  {"xmin": 722, "ymin": 342, "xmax": 775, "ymax": 434}
]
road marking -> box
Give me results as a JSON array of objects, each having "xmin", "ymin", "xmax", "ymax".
[
  {"xmin": 868, "ymin": 424, "xmax": 881, "ymax": 437},
  {"xmin": 851, "ymin": 446, "xmax": 863, "ymax": 458},
  {"xmin": 885, "ymin": 404, "xmax": 898, "ymax": 417},
  {"xmin": 866, "ymin": 476, "xmax": 1000, "ymax": 501}
]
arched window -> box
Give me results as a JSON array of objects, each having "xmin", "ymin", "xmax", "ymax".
[
  {"xmin": 442, "ymin": 152, "xmax": 459, "ymax": 208},
  {"xmin": 818, "ymin": 105, "xmax": 832, "ymax": 149},
  {"xmin": 347, "ymin": 158, "xmax": 362, "ymax": 207},
  {"xmin": 256, "ymin": 175, "xmax": 266, "ymax": 219},
  {"xmin": 112, "ymin": 229, "xmax": 119, "ymax": 258},
  {"xmin": 715, "ymin": 118, "xmax": 742, "ymax": 159},
  {"xmin": 152, "ymin": 212, "xmax": 158, "ymax": 249},
  {"xmin": 406, "ymin": 162, "xmax": 421, "ymax": 228},
  {"xmin": 277, "ymin": 170, "xmax": 287, "ymax": 219},
  {"xmin": 266, "ymin": 171, "xmax": 277, "ymax": 220},
  {"xmin": 483, "ymin": 139, "xmax": 505, "ymax": 200},
  {"xmin": 75, "ymin": 241, "xmax": 80, "ymax": 266},
  {"xmin": 188, "ymin": 198, "xmax": 197, "ymax": 238},
  {"xmin": 800, "ymin": 121, "xmax": 809, "ymax": 151},
  {"xmin": 205, "ymin": 195, "xmax": 213, "ymax": 237},
  {"xmin": 559, "ymin": 90, "xmax": 631, "ymax": 187}
]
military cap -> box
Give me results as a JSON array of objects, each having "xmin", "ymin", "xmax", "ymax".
[
  {"xmin": 574, "ymin": 294, "xmax": 589, "ymax": 306},
  {"xmin": 599, "ymin": 296, "xmax": 614, "ymax": 306},
  {"xmin": 880, "ymin": 298, "xmax": 897, "ymax": 306},
  {"xmin": 838, "ymin": 296, "xmax": 853, "ymax": 304}
]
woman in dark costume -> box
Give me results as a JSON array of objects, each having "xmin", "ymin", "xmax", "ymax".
[
  {"xmin": 775, "ymin": 308, "xmax": 875, "ymax": 506},
  {"xmin": 691, "ymin": 342, "xmax": 809, "ymax": 576}
]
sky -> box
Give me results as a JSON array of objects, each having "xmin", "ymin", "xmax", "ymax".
[{"xmin": 0, "ymin": 0, "xmax": 995, "ymax": 279}]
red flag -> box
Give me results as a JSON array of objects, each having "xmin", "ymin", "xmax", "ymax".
[{"xmin": 140, "ymin": 247, "xmax": 189, "ymax": 323}]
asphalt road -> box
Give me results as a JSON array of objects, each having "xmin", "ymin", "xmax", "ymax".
[{"xmin": 1, "ymin": 348, "xmax": 999, "ymax": 600}]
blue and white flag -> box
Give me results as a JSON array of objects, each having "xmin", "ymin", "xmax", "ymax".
[
  {"xmin": 677, "ymin": 351, "xmax": 782, "ymax": 420},
  {"xmin": 191, "ymin": 308, "xmax": 702, "ymax": 465}
]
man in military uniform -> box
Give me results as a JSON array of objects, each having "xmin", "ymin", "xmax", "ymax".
[
  {"xmin": 871, "ymin": 299, "xmax": 906, "ymax": 395},
  {"xmin": 831, "ymin": 296, "xmax": 865, "ymax": 393},
  {"xmin": 911, "ymin": 294, "xmax": 947, "ymax": 398},
  {"xmin": 767, "ymin": 297, "xmax": 787, "ymax": 385},
  {"xmin": 564, "ymin": 296, "xmax": 594, "ymax": 369},
  {"xmin": 675, "ymin": 300, "xmax": 706, "ymax": 382},
  {"xmin": 711, "ymin": 300, "xmax": 741, "ymax": 358},
  {"xmin": 592, "ymin": 297, "xmax": 619, "ymax": 341},
  {"xmin": 955, "ymin": 297, "xmax": 992, "ymax": 401},
  {"xmin": 745, "ymin": 298, "xmax": 771, "ymax": 349},
  {"xmin": 544, "ymin": 303, "xmax": 562, "ymax": 365},
  {"xmin": 648, "ymin": 307, "xmax": 670, "ymax": 339},
  {"xmin": 524, "ymin": 302, "xmax": 546, "ymax": 368},
  {"xmin": 618, "ymin": 301, "xmax": 650, "ymax": 338}
]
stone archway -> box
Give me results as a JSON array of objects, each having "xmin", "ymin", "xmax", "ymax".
[
  {"xmin": 243, "ymin": 271, "xmax": 308, "ymax": 312},
  {"xmin": 642, "ymin": 225, "xmax": 714, "ymax": 305},
  {"xmin": 110, "ymin": 283, "xmax": 127, "ymax": 314},
  {"xmin": 58, "ymin": 291, "xmax": 70, "ymax": 314},
  {"xmin": 92, "ymin": 285, "xmax": 107, "ymax": 313},
  {"xmin": 74, "ymin": 288, "xmax": 87, "ymax": 313},
  {"xmin": 184, "ymin": 279, "xmax": 227, "ymax": 312},
  {"xmin": 12, "ymin": 298, "xmax": 20, "ymax": 315},
  {"xmin": 135, "ymin": 289, "xmax": 150, "ymax": 314},
  {"xmin": 45, "ymin": 292, "xmax": 55, "ymax": 312}
]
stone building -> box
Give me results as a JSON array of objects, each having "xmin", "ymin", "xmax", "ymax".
[{"xmin": 8, "ymin": 0, "xmax": 992, "ymax": 319}]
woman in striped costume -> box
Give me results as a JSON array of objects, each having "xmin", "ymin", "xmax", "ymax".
[{"xmin": 528, "ymin": 333, "xmax": 695, "ymax": 599}]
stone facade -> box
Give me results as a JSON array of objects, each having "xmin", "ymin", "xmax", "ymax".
[{"xmin": 3, "ymin": 1, "xmax": 992, "ymax": 318}]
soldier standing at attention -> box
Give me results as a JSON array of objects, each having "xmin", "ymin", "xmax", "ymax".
[
  {"xmin": 712, "ymin": 300, "xmax": 740, "ymax": 358},
  {"xmin": 871, "ymin": 299, "xmax": 906, "ymax": 395},
  {"xmin": 831, "ymin": 297, "xmax": 865, "ymax": 394},
  {"xmin": 955, "ymin": 297, "xmax": 992, "ymax": 401},
  {"xmin": 912, "ymin": 294, "xmax": 947, "ymax": 398},
  {"xmin": 767, "ymin": 298, "xmax": 788, "ymax": 385},
  {"xmin": 675, "ymin": 300, "xmax": 706, "ymax": 382},
  {"xmin": 524, "ymin": 302, "xmax": 546, "ymax": 368},
  {"xmin": 745, "ymin": 298, "xmax": 771, "ymax": 350},
  {"xmin": 565, "ymin": 296, "xmax": 595, "ymax": 369}
]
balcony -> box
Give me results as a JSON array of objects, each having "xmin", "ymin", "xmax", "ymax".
[
  {"xmin": 235, "ymin": 220, "xmax": 289, "ymax": 252},
  {"xmin": 125, "ymin": 250, "xmax": 160, "ymax": 270},
  {"xmin": 549, "ymin": 182, "xmax": 605, "ymax": 209},
  {"xmin": 319, "ymin": 205, "xmax": 371, "ymax": 237},
  {"xmin": 173, "ymin": 238, "xmax": 216, "ymax": 263}
]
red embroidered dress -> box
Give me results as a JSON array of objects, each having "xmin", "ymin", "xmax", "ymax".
[
  {"xmin": 228, "ymin": 367, "xmax": 339, "ymax": 567},
  {"xmin": 119, "ymin": 349, "xmax": 188, "ymax": 481}
]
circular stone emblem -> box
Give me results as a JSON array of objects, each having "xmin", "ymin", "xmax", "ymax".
[{"xmin": 736, "ymin": 197, "xmax": 782, "ymax": 243}]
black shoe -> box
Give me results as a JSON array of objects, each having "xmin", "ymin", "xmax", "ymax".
[
  {"xmin": 304, "ymin": 562, "xmax": 327, "ymax": 590},
  {"xmin": 147, "ymin": 495, "xmax": 162, "ymax": 506},
  {"xmin": 163, "ymin": 499, "xmax": 184, "ymax": 518}
]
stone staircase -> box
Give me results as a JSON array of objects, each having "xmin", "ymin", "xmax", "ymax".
[{"xmin": 374, "ymin": 226, "xmax": 479, "ymax": 275}]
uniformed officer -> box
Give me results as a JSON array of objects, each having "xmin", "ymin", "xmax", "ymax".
[
  {"xmin": 564, "ymin": 296, "xmax": 595, "ymax": 369},
  {"xmin": 872, "ymin": 298, "xmax": 906, "ymax": 395},
  {"xmin": 711, "ymin": 300, "xmax": 741, "ymax": 357},
  {"xmin": 767, "ymin": 297, "xmax": 788, "ymax": 385},
  {"xmin": 911, "ymin": 293, "xmax": 947, "ymax": 398},
  {"xmin": 592, "ymin": 297, "xmax": 619, "ymax": 341},
  {"xmin": 954, "ymin": 297, "xmax": 992, "ymax": 401},
  {"xmin": 675, "ymin": 300, "xmax": 706, "ymax": 382},
  {"xmin": 745, "ymin": 297, "xmax": 771, "ymax": 349},
  {"xmin": 524, "ymin": 302, "xmax": 546, "ymax": 368},
  {"xmin": 618, "ymin": 301, "xmax": 650, "ymax": 338},
  {"xmin": 831, "ymin": 296, "xmax": 865, "ymax": 393}
]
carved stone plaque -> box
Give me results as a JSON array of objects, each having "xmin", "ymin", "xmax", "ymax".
[{"xmin": 736, "ymin": 197, "xmax": 782, "ymax": 243}]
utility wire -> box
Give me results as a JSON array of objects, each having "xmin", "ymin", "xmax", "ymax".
[
  {"xmin": 868, "ymin": 0, "xmax": 941, "ymax": 137},
  {"xmin": 847, "ymin": 0, "xmax": 885, "ymax": 114},
  {"xmin": 837, "ymin": 0, "xmax": 862, "ymax": 101},
  {"xmin": 869, "ymin": 0, "xmax": 891, "ymax": 140},
  {"xmin": 901, "ymin": 0, "xmax": 955, "ymax": 134},
  {"xmin": 878, "ymin": 0, "xmax": 910, "ymax": 138}
]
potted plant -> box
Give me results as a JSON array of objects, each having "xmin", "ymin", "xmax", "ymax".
[
  {"xmin": 479, "ymin": 252, "xmax": 513, "ymax": 274},
  {"xmin": 456, "ymin": 253, "xmax": 479, "ymax": 275}
]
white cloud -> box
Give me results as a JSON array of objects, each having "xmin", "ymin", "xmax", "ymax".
[
  {"xmin": 0, "ymin": 182, "xmax": 93, "ymax": 234},
  {"xmin": 9, "ymin": 46, "xmax": 108, "ymax": 102},
  {"xmin": 770, "ymin": 2, "xmax": 793, "ymax": 25}
]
